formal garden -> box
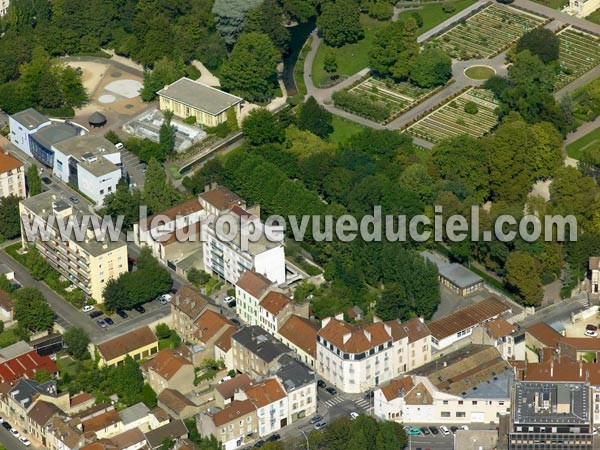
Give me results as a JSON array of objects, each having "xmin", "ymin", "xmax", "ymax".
[
  {"xmin": 406, "ymin": 88, "xmax": 500, "ymax": 143},
  {"xmin": 431, "ymin": 3, "xmax": 547, "ymax": 59},
  {"xmin": 555, "ymin": 27, "xmax": 600, "ymax": 90}
]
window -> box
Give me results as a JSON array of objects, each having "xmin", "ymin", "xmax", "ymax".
[
  {"xmin": 472, "ymin": 401, "xmax": 477, "ymax": 405},
  {"xmin": 443, "ymin": 400, "xmax": 448, "ymax": 405},
  {"xmin": 458, "ymin": 400, "xmax": 463, "ymax": 405},
  {"xmin": 441, "ymin": 412, "xmax": 451, "ymax": 418},
  {"xmin": 456, "ymin": 412, "xmax": 466, "ymax": 418}
]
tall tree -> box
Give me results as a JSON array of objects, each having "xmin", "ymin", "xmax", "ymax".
[
  {"xmin": 13, "ymin": 287, "xmax": 54, "ymax": 333},
  {"xmin": 317, "ymin": 0, "xmax": 364, "ymax": 47},
  {"xmin": 220, "ymin": 32, "xmax": 280, "ymax": 101},
  {"xmin": 242, "ymin": 108, "xmax": 284, "ymax": 145},
  {"xmin": 212, "ymin": 0, "xmax": 263, "ymax": 46},
  {"xmin": 297, "ymin": 96, "xmax": 333, "ymax": 138},
  {"xmin": 245, "ymin": 0, "xmax": 290, "ymax": 54},
  {"xmin": 142, "ymin": 158, "xmax": 180, "ymax": 215},
  {"xmin": 101, "ymin": 181, "xmax": 142, "ymax": 231},
  {"xmin": 506, "ymin": 251, "xmax": 543, "ymax": 306},
  {"xmin": 26, "ymin": 165, "xmax": 42, "ymax": 197},
  {"xmin": 159, "ymin": 110, "xmax": 175, "ymax": 157},
  {"xmin": 63, "ymin": 327, "xmax": 90, "ymax": 360},
  {"xmin": 517, "ymin": 28, "xmax": 560, "ymax": 64},
  {"xmin": 369, "ymin": 18, "xmax": 419, "ymax": 80},
  {"xmin": 0, "ymin": 195, "xmax": 22, "ymax": 239},
  {"xmin": 409, "ymin": 47, "xmax": 452, "ymax": 88},
  {"xmin": 140, "ymin": 57, "xmax": 186, "ymax": 102}
]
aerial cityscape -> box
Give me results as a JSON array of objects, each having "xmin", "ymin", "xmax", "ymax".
[{"xmin": 0, "ymin": 0, "xmax": 599, "ymax": 448}]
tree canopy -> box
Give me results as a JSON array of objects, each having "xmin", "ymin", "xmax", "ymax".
[
  {"xmin": 13, "ymin": 287, "xmax": 54, "ymax": 333},
  {"xmin": 317, "ymin": 0, "xmax": 364, "ymax": 47},
  {"xmin": 369, "ymin": 18, "xmax": 419, "ymax": 80},
  {"xmin": 516, "ymin": 28, "xmax": 560, "ymax": 65}
]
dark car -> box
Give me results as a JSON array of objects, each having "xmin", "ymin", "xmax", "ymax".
[
  {"xmin": 420, "ymin": 427, "xmax": 430, "ymax": 435},
  {"xmin": 2, "ymin": 422, "xmax": 11, "ymax": 430},
  {"xmin": 325, "ymin": 387, "xmax": 337, "ymax": 395},
  {"xmin": 69, "ymin": 196, "xmax": 79, "ymax": 204},
  {"xmin": 310, "ymin": 415, "xmax": 322, "ymax": 424},
  {"xmin": 116, "ymin": 310, "xmax": 128, "ymax": 319},
  {"xmin": 231, "ymin": 318, "xmax": 241, "ymax": 326},
  {"xmin": 253, "ymin": 440, "xmax": 265, "ymax": 448},
  {"xmin": 317, "ymin": 380, "xmax": 326, "ymax": 389},
  {"xmin": 97, "ymin": 319, "xmax": 107, "ymax": 328},
  {"xmin": 429, "ymin": 426, "xmax": 439, "ymax": 435},
  {"xmin": 89, "ymin": 311, "xmax": 103, "ymax": 319},
  {"xmin": 104, "ymin": 317, "xmax": 114, "ymax": 325},
  {"xmin": 450, "ymin": 426, "xmax": 458, "ymax": 434},
  {"xmin": 134, "ymin": 305, "xmax": 145, "ymax": 313},
  {"xmin": 41, "ymin": 177, "xmax": 51, "ymax": 185},
  {"xmin": 267, "ymin": 434, "xmax": 280, "ymax": 442}
]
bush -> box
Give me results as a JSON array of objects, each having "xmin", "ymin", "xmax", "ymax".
[
  {"xmin": 442, "ymin": 4, "xmax": 456, "ymax": 13},
  {"xmin": 464, "ymin": 101, "xmax": 479, "ymax": 114},
  {"xmin": 206, "ymin": 122, "xmax": 230, "ymax": 138},
  {"xmin": 186, "ymin": 65, "xmax": 201, "ymax": 80},
  {"xmin": 104, "ymin": 130, "xmax": 120, "ymax": 144},
  {"xmin": 368, "ymin": 2, "xmax": 393, "ymax": 20},
  {"xmin": 450, "ymin": 101, "xmax": 458, "ymax": 108},
  {"xmin": 155, "ymin": 323, "xmax": 171, "ymax": 339},
  {"xmin": 188, "ymin": 267, "xmax": 210, "ymax": 285},
  {"xmin": 332, "ymin": 90, "xmax": 390, "ymax": 123},
  {"xmin": 183, "ymin": 116, "xmax": 197, "ymax": 125}
]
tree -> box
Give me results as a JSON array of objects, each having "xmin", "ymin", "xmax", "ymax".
[
  {"xmin": 368, "ymin": 1, "xmax": 393, "ymax": 20},
  {"xmin": 161, "ymin": 437, "xmax": 175, "ymax": 450},
  {"xmin": 517, "ymin": 28, "xmax": 560, "ymax": 64},
  {"xmin": 317, "ymin": 0, "xmax": 364, "ymax": 47},
  {"xmin": 506, "ymin": 251, "xmax": 543, "ymax": 306},
  {"xmin": 0, "ymin": 195, "xmax": 22, "ymax": 239},
  {"xmin": 245, "ymin": 0, "xmax": 290, "ymax": 53},
  {"xmin": 142, "ymin": 383, "xmax": 157, "ymax": 408},
  {"xmin": 187, "ymin": 267, "xmax": 211, "ymax": 285},
  {"xmin": 409, "ymin": 47, "xmax": 452, "ymax": 88},
  {"xmin": 464, "ymin": 101, "xmax": 478, "ymax": 114},
  {"xmin": 63, "ymin": 327, "xmax": 90, "ymax": 360},
  {"xmin": 324, "ymin": 50, "xmax": 338, "ymax": 74},
  {"xmin": 110, "ymin": 356, "xmax": 144, "ymax": 406},
  {"xmin": 297, "ymin": 96, "xmax": 333, "ymax": 138},
  {"xmin": 26, "ymin": 165, "xmax": 41, "ymax": 196},
  {"xmin": 242, "ymin": 108, "xmax": 284, "ymax": 145},
  {"xmin": 141, "ymin": 57, "xmax": 186, "ymax": 102},
  {"xmin": 0, "ymin": 275, "xmax": 14, "ymax": 294},
  {"xmin": 213, "ymin": 0, "xmax": 263, "ymax": 46},
  {"xmin": 22, "ymin": 246, "xmax": 51, "ymax": 280},
  {"xmin": 226, "ymin": 108, "xmax": 239, "ymax": 131},
  {"xmin": 221, "ymin": 32, "xmax": 280, "ymax": 102},
  {"xmin": 159, "ymin": 110, "xmax": 175, "ymax": 157},
  {"xmin": 101, "ymin": 180, "xmax": 142, "ymax": 231},
  {"xmin": 13, "ymin": 287, "xmax": 54, "ymax": 333},
  {"xmin": 155, "ymin": 323, "xmax": 171, "ymax": 339},
  {"xmin": 369, "ymin": 19, "xmax": 419, "ymax": 80},
  {"xmin": 142, "ymin": 158, "xmax": 180, "ymax": 215}
]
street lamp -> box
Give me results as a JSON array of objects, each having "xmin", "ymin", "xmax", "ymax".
[{"xmin": 300, "ymin": 429, "xmax": 309, "ymax": 450}]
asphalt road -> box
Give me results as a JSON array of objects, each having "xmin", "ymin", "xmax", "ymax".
[{"xmin": 0, "ymin": 421, "xmax": 32, "ymax": 450}]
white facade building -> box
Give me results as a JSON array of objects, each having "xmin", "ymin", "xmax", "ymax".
[
  {"xmin": 8, "ymin": 109, "xmax": 51, "ymax": 157},
  {"xmin": 236, "ymin": 270, "xmax": 273, "ymax": 325},
  {"xmin": 235, "ymin": 379, "xmax": 289, "ymax": 437}
]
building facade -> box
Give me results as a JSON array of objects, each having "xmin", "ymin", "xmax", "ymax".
[
  {"xmin": 0, "ymin": 151, "xmax": 25, "ymax": 198},
  {"xmin": 95, "ymin": 326, "xmax": 158, "ymax": 367},
  {"xmin": 19, "ymin": 191, "xmax": 128, "ymax": 302},
  {"xmin": 569, "ymin": 0, "xmax": 600, "ymax": 17},
  {"xmin": 198, "ymin": 400, "xmax": 258, "ymax": 450}
]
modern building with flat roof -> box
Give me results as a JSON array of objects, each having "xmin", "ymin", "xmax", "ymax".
[
  {"xmin": 509, "ymin": 381, "xmax": 593, "ymax": 450},
  {"xmin": 157, "ymin": 77, "xmax": 243, "ymax": 127},
  {"xmin": 421, "ymin": 251, "xmax": 483, "ymax": 295},
  {"xmin": 19, "ymin": 191, "xmax": 128, "ymax": 302}
]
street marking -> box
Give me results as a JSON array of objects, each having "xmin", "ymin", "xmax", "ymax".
[{"xmin": 355, "ymin": 399, "xmax": 371, "ymax": 410}]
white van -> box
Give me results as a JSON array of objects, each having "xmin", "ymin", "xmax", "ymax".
[
  {"xmin": 115, "ymin": 142, "xmax": 124, "ymax": 150},
  {"xmin": 440, "ymin": 426, "xmax": 450, "ymax": 435}
]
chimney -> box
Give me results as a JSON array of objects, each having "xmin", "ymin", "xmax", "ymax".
[
  {"xmin": 164, "ymin": 85, "xmax": 169, "ymax": 91},
  {"xmin": 321, "ymin": 317, "xmax": 331, "ymax": 328}
]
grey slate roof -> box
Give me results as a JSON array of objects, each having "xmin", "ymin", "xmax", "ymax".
[
  {"xmin": 274, "ymin": 354, "xmax": 315, "ymax": 393},
  {"xmin": 157, "ymin": 77, "xmax": 242, "ymax": 116},
  {"xmin": 9, "ymin": 379, "xmax": 58, "ymax": 409},
  {"xmin": 11, "ymin": 108, "xmax": 49, "ymax": 129},
  {"xmin": 145, "ymin": 419, "xmax": 188, "ymax": 449},
  {"xmin": 118, "ymin": 402, "xmax": 150, "ymax": 426},
  {"xmin": 231, "ymin": 326, "xmax": 290, "ymax": 364},
  {"xmin": 31, "ymin": 123, "xmax": 81, "ymax": 149},
  {"xmin": 421, "ymin": 251, "xmax": 483, "ymax": 289}
]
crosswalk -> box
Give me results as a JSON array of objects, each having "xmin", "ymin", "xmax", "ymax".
[
  {"xmin": 354, "ymin": 398, "xmax": 371, "ymax": 410},
  {"xmin": 323, "ymin": 396, "xmax": 372, "ymax": 410}
]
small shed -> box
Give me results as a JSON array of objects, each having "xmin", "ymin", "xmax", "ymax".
[{"xmin": 88, "ymin": 112, "xmax": 107, "ymax": 128}]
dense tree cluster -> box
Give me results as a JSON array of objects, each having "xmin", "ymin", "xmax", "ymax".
[
  {"xmin": 13, "ymin": 287, "xmax": 54, "ymax": 333},
  {"xmin": 317, "ymin": 0, "xmax": 364, "ymax": 47}
]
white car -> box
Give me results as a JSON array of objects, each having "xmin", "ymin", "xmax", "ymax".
[
  {"xmin": 19, "ymin": 436, "xmax": 31, "ymax": 446},
  {"xmin": 82, "ymin": 305, "xmax": 94, "ymax": 313},
  {"xmin": 460, "ymin": 425, "xmax": 469, "ymax": 431},
  {"xmin": 10, "ymin": 428, "xmax": 19, "ymax": 438},
  {"xmin": 440, "ymin": 425, "xmax": 450, "ymax": 435},
  {"xmin": 350, "ymin": 412, "xmax": 359, "ymax": 420},
  {"xmin": 159, "ymin": 293, "xmax": 173, "ymax": 305}
]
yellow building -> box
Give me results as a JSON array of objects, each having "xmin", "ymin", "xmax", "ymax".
[
  {"xmin": 19, "ymin": 191, "xmax": 128, "ymax": 302},
  {"xmin": 95, "ymin": 325, "xmax": 158, "ymax": 367},
  {"xmin": 157, "ymin": 77, "xmax": 243, "ymax": 127}
]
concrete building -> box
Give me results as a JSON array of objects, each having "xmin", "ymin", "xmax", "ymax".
[
  {"xmin": 46, "ymin": 415, "xmax": 85, "ymax": 450},
  {"xmin": 422, "ymin": 251, "xmax": 484, "ymax": 296},
  {"xmin": 472, "ymin": 317, "xmax": 518, "ymax": 360},
  {"xmin": 237, "ymin": 379, "xmax": 288, "ymax": 437},
  {"xmin": 374, "ymin": 345, "xmax": 512, "ymax": 424},
  {"xmin": 215, "ymin": 326, "xmax": 237, "ymax": 371},
  {"xmin": 590, "ymin": 256, "xmax": 600, "ymax": 295},
  {"xmin": 276, "ymin": 315, "xmax": 319, "ymax": 369},
  {"xmin": 569, "ymin": 0, "xmax": 600, "ymax": 17},
  {"xmin": 171, "ymin": 285, "xmax": 213, "ymax": 343},
  {"xmin": 198, "ymin": 400, "xmax": 258, "ymax": 450},
  {"xmin": 19, "ymin": 191, "xmax": 128, "ymax": 302},
  {"xmin": 428, "ymin": 297, "xmax": 511, "ymax": 351},
  {"xmin": 157, "ymin": 77, "xmax": 242, "ymax": 128},
  {"xmin": 215, "ymin": 374, "xmax": 253, "ymax": 408},
  {"xmin": 194, "ymin": 310, "xmax": 236, "ymax": 363},
  {"xmin": 236, "ymin": 270, "xmax": 274, "ymax": 325},
  {"xmin": 230, "ymin": 326, "xmax": 290, "ymax": 378},
  {"xmin": 157, "ymin": 388, "xmax": 200, "ymax": 420},
  {"xmin": 95, "ymin": 326, "xmax": 158, "ymax": 367},
  {"xmin": 8, "ymin": 109, "xmax": 52, "ymax": 157},
  {"xmin": 140, "ymin": 347, "xmax": 195, "ymax": 395},
  {"xmin": 52, "ymin": 135, "xmax": 122, "ymax": 205},
  {"xmin": 0, "ymin": 150, "xmax": 25, "ymax": 198},
  {"xmin": 509, "ymin": 381, "xmax": 593, "ymax": 450},
  {"xmin": 274, "ymin": 355, "xmax": 317, "ymax": 423}
]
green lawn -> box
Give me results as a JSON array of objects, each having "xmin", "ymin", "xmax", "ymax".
[
  {"xmin": 530, "ymin": 0, "xmax": 568, "ymax": 10},
  {"xmin": 0, "ymin": 328, "xmax": 19, "ymax": 348},
  {"xmin": 312, "ymin": 15, "xmax": 386, "ymax": 87},
  {"xmin": 566, "ymin": 126, "xmax": 600, "ymax": 160},
  {"xmin": 464, "ymin": 66, "xmax": 496, "ymax": 80},
  {"xmin": 328, "ymin": 116, "xmax": 368, "ymax": 144},
  {"xmin": 588, "ymin": 8, "xmax": 600, "ymax": 25},
  {"xmin": 412, "ymin": 144, "xmax": 432, "ymax": 164},
  {"xmin": 395, "ymin": 0, "xmax": 478, "ymax": 33}
]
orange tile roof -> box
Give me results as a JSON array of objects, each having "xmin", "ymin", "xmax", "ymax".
[
  {"xmin": 157, "ymin": 388, "xmax": 196, "ymax": 413},
  {"xmin": 81, "ymin": 409, "xmax": 121, "ymax": 433},
  {"xmin": 385, "ymin": 318, "xmax": 431, "ymax": 343},
  {"xmin": 381, "ymin": 376, "xmax": 414, "ymax": 401},
  {"xmin": 174, "ymin": 285, "xmax": 209, "ymax": 320},
  {"xmin": 526, "ymin": 323, "xmax": 562, "ymax": 348},
  {"xmin": 215, "ymin": 326, "xmax": 236, "ymax": 352},
  {"xmin": 141, "ymin": 348, "xmax": 192, "ymax": 381},
  {"xmin": 70, "ymin": 392, "xmax": 94, "ymax": 408},
  {"xmin": 96, "ymin": 326, "xmax": 157, "ymax": 362},
  {"xmin": 139, "ymin": 198, "xmax": 203, "ymax": 231},
  {"xmin": 200, "ymin": 186, "xmax": 243, "ymax": 211},
  {"xmin": 215, "ymin": 374, "xmax": 252, "ymax": 400},
  {"xmin": 236, "ymin": 270, "xmax": 272, "ymax": 299},
  {"xmin": 211, "ymin": 400, "xmax": 256, "ymax": 427},
  {"xmin": 0, "ymin": 152, "xmax": 23, "ymax": 173},
  {"xmin": 427, "ymin": 297, "xmax": 510, "ymax": 340},
  {"xmin": 259, "ymin": 291, "xmax": 290, "ymax": 316},
  {"xmin": 244, "ymin": 379, "xmax": 287, "ymax": 408},
  {"xmin": 522, "ymin": 356, "xmax": 600, "ymax": 385},
  {"xmin": 194, "ymin": 310, "xmax": 233, "ymax": 343},
  {"xmin": 486, "ymin": 318, "xmax": 515, "ymax": 339},
  {"xmin": 318, "ymin": 318, "xmax": 393, "ymax": 354},
  {"xmin": 278, "ymin": 315, "xmax": 319, "ymax": 357}
]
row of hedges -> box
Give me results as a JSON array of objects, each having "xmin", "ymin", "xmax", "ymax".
[{"xmin": 332, "ymin": 90, "xmax": 391, "ymax": 122}]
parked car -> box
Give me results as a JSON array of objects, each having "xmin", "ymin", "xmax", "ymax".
[
  {"xmin": 325, "ymin": 387, "xmax": 337, "ymax": 395},
  {"xmin": 41, "ymin": 177, "xmax": 52, "ymax": 185},
  {"xmin": 267, "ymin": 434, "xmax": 280, "ymax": 442},
  {"xmin": 82, "ymin": 305, "xmax": 94, "ymax": 313},
  {"xmin": 224, "ymin": 295, "xmax": 235, "ymax": 305},
  {"xmin": 2, "ymin": 422, "xmax": 11, "ymax": 430},
  {"xmin": 115, "ymin": 142, "xmax": 124, "ymax": 150},
  {"xmin": 450, "ymin": 426, "xmax": 458, "ymax": 434},
  {"xmin": 116, "ymin": 310, "xmax": 128, "ymax": 319},
  {"xmin": 159, "ymin": 293, "xmax": 173, "ymax": 305},
  {"xmin": 440, "ymin": 425, "xmax": 450, "ymax": 435},
  {"xmin": 310, "ymin": 415, "xmax": 322, "ymax": 425},
  {"xmin": 134, "ymin": 305, "xmax": 145, "ymax": 313},
  {"xmin": 317, "ymin": 380, "xmax": 326, "ymax": 389},
  {"xmin": 314, "ymin": 422, "xmax": 327, "ymax": 431},
  {"xmin": 89, "ymin": 311, "xmax": 103, "ymax": 319},
  {"xmin": 407, "ymin": 428, "xmax": 421, "ymax": 436},
  {"xmin": 429, "ymin": 426, "xmax": 439, "ymax": 435},
  {"xmin": 586, "ymin": 324, "xmax": 598, "ymax": 337},
  {"xmin": 231, "ymin": 318, "xmax": 241, "ymax": 326},
  {"xmin": 420, "ymin": 427, "xmax": 430, "ymax": 435},
  {"xmin": 10, "ymin": 428, "xmax": 19, "ymax": 438},
  {"xmin": 104, "ymin": 317, "xmax": 114, "ymax": 325},
  {"xmin": 460, "ymin": 425, "xmax": 469, "ymax": 431},
  {"xmin": 97, "ymin": 319, "xmax": 107, "ymax": 328},
  {"xmin": 19, "ymin": 436, "xmax": 31, "ymax": 446},
  {"xmin": 253, "ymin": 440, "xmax": 265, "ymax": 449},
  {"xmin": 350, "ymin": 412, "xmax": 359, "ymax": 420},
  {"xmin": 69, "ymin": 196, "xmax": 79, "ymax": 204},
  {"xmin": 218, "ymin": 376, "xmax": 232, "ymax": 384}
]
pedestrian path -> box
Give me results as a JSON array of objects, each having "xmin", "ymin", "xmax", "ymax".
[
  {"xmin": 324, "ymin": 396, "xmax": 346, "ymax": 408},
  {"xmin": 354, "ymin": 398, "xmax": 371, "ymax": 410}
]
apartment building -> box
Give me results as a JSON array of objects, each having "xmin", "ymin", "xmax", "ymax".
[
  {"xmin": 236, "ymin": 270, "xmax": 273, "ymax": 325},
  {"xmin": 199, "ymin": 400, "xmax": 258, "ymax": 450},
  {"xmin": 140, "ymin": 347, "xmax": 195, "ymax": 395},
  {"xmin": 19, "ymin": 191, "xmax": 128, "ymax": 302},
  {"xmin": 194, "ymin": 310, "xmax": 236, "ymax": 362},
  {"xmin": 276, "ymin": 315, "xmax": 319, "ymax": 369},
  {"xmin": 45, "ymin": 415, "xmax": 86, "ymax": 450},
  {"xmin": 317, "ymin": 314, "xmax": 432, "ymax": 394},
  {"xmin": 238, "ymin": 379, "xmax": 288, "ymax": 437},
  {"xmin": 95, "ymin": 326, "xmax": 158, "ymax": 367},
  {"xmin": 230, "ymin": 326, "xmax": 290, "ymax": 378},
  {"xmin": 0, "ymin": 151, "xmax": 25, "ymax": 198},
  {"xmin": 171, "ymin": 285, "xmax": 212, "ymax": 342},
  {"xmin": 52, "ymin": 135, "xmax": 122, "ymax": 205},
  {"xmin": 274, "ymin": 355, "xmax": 317, "ymax": 423}
]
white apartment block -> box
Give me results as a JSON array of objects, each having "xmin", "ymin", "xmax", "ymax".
[
  {"xmin": 235, "ymin": 379, "xmax": 289, "ymax": 436},
  {"xmin": 0, "ymin": 0, "xmax": 9, "ymax": 16},
  {"xmin": 19, "ymin": 191, "xmax": 128, "ymax": 302},
  {"xmin": 236, "ymin": 270, "xmax": 273, "ymax": 325},
  {"xmin": 275, "ymin": 355, "xmax": 317, "ymax": 423},
  {"xmin": 8, "ymin": 109, "xmax": 51, "ymax": 157},
  {"xmin": 316, "ymin": 314, "xmax": 432, "ymax": 394},
  {"xmin": 0, "ymin": 152, "xmax": 25, "ymax": 198}
]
